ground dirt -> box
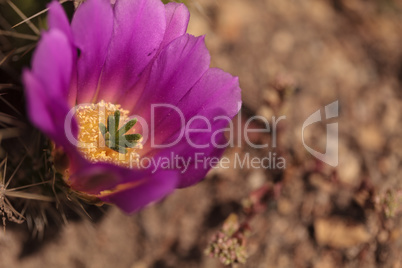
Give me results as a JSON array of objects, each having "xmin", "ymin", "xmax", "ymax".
[{"xmin": 1, "ymin": 0, "xmax": 402, "ymax": 267}]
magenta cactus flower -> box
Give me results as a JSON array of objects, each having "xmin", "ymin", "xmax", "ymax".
[{"xmin": 23, "ymin": 0, "xmax": 241, "ymax": 213}]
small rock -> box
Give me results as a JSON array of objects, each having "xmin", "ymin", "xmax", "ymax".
[
  {"xmin": 315, "ymin": 218, "xmax": 371, "ymax": 248},
  {"xmin": 277, "ymin": 198, "xmax": 293, "ymax": 216},
  {"xmin": 263, "ymin": 90, "xmax": 281, "ymax": 107},
  {"xmin": 216, "ymin": 0, "xmax": 253, "ymax": 42},
  {"xmin": 377, "ymin": 230, "xmax": 389, "ymax": 243},
  {"xmin": 247, "ymin": 170, "xmax": 266, "ymax": 190},
  {"xmin": 271, "ymin": 30, "xmax": 294, "ymax": 54},
  {"xmin": 338, "ymin": 148, "xmax": 361, "ymax": 187},
  {"xmin": 256, "ymin": 106, "xmax": 274, "ymax": 120},
  {"xmin": 357, "ymin": 124, "xmax": 385, "ymax": 152}
]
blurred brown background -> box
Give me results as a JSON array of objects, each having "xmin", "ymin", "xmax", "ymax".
[{"xmin": 1, "ymin": 0, "xmax": 402, "ymax": 267}]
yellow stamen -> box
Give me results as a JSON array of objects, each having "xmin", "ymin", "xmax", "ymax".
[{"xmin": 75, "ymin": 100, "xmax": 142, "ymax": 168}]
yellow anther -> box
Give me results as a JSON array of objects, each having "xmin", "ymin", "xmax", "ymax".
[{"xmin": 75, "ymin": 101, "xmax": 142, "ymax": 168}]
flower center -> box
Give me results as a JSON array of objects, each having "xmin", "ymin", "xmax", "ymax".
[{"xmin": 75, "ymin": 101, "xmax": 142, "ymax": 168}]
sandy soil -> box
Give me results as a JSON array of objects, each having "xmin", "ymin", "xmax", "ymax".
[{"xmin": 1, "ymin": 0, "xmax": 402, "ymax": 267}]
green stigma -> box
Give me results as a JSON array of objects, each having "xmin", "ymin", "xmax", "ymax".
[{"xmin": 99, "ymin": 111, "xmax": 142, "ymax": 154}]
